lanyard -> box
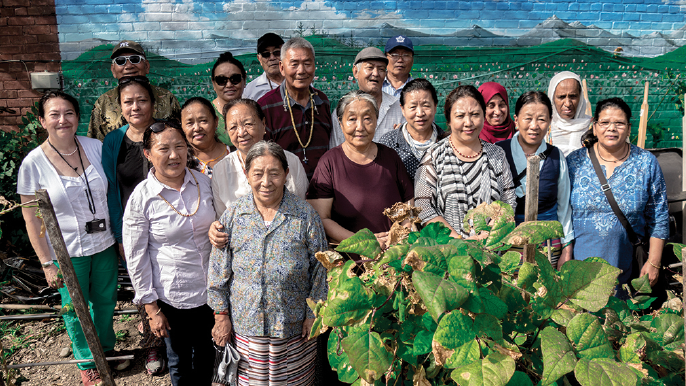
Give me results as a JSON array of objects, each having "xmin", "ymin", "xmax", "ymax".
[{"xmin": 48, "ymin": 137, "xmax": 97, "ymax": 218}]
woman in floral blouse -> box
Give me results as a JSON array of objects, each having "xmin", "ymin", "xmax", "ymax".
[{"xmin": 207, "ymin": 140, "xmax": 328, "ymax": 386}]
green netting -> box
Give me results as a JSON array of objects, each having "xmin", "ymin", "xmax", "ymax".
[{"xmin": 62, "ymin": 37, "xmax": 686, "ymax": 148}]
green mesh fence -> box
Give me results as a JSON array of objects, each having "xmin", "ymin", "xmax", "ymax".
[{"xmin": 62, "ymin": 37, "xmax": 686, "ymax": 148}]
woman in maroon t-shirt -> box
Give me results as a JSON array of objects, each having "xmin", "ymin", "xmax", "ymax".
[{"xmin": 307, "ymin": 90, "xmax": 414, "ymax": 249}]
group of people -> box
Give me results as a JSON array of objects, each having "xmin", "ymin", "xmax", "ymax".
[{"xmin": 16, "ymin": 32, "xmax": 669, "ymax": 386}]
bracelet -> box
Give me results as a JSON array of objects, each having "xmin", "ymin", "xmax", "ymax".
[
  {"xmin": 41, "ymin": 261, "xmax": 54, "ymax": 268},
  {"xmin": 155, "ymin": 308, "xmax": 162, "ymax": 316},
  {"xmin": 214, "ymin": 310, "xmax": 229, "ymax": 315},
  {"xmin": 648, "ymin": 261, "xmax": 660, "ymax": 269}
]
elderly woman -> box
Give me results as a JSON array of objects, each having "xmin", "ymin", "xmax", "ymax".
[
  {"xmin": 566, "ymin": 98, "xmax": 668, "ymax": 289},
  {"xmin": 478, "ymin": 82, "xmax": 516, "ymax": 143},
  {"xmin": 415, "ymin": 85, "xmax": 516, "ymax": 239},
  {"xmin": 208, "ymin": 141, "xmax": 328, "ymax": 386},
  {"xmin": 123, "ymin": 119, "xmax": 215, "ymax": 385},
  {"xmin": 18, "ymin": 91, "xmax": 122, "ymax": 386},
  {"xmin": 379, "ymin": 78, "xmax": 447, "ymax": 182},
  {"xmin": 181, "ymin": 97, "xmax": 230, "ymax": 177},
  {"xmin": 102, "ymin": 75, "xmax": 165, "ymax": 375},
  {"xmin": 495, "ymin": 91, "xmax": 573, "ymax": 268},
  {"xmin": 211, "ymin": 52, "xmax": 247, "ymax": 146},
  {"xmin": 547, "ymin": 71, "xmax": 593, "ymax": 156},
  {"xmin": 308, "ymin": 90, "xmax": 414, "ymax": 249}
]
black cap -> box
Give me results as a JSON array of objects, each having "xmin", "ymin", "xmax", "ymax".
[{"xmin": 257, "ymin": 33, "xmax": 284, "ymax": 54}]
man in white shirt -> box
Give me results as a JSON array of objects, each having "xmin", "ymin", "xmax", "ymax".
[
  {"xmin": 243, "ymin": 33, "xmax": 285, "ymax": 101},
  {"xmin": 382, "ymin": 35, "xmax": 414, "ymax": 98},
  {"xmin": 329, "ymin": 47, "xmax": 405, "ymax": 148}
]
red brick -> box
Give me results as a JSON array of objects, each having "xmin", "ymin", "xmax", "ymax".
[
  {"xmin": 18, "ymin": 90, "xmax": 41, "ymax": 99},
  {"xmin": 0, "ymin": 26, "xmax": 22, "ymax": 36},
  {"xmin": 1, "ymin": 8, "xmax": 15, "ymax": 17},
  {"xmin": 31, "ymin": 0, "xmax": 55, "ymax": 6},
  {"xmin": 8, "ymin": 17, "xmax": 34, "ymax": 26},
  {"xmin": 14, "ymin": 7, "xmax": 27, "ymax": 16},
  {"xmin": 24, "ymin": 43, "xmax": 56, "ymax": 54},
  {"xmin": 6, "ymin": 98, "xmax": 35, "ymax": 108},
  {"xmin": 36, "ymin": 34, "xmax": 58, "ymax": 44},
  {"xmin": 2, "ymin": 0, "xmax": 25, "ymax": 7},
  {"xmin": 17, "ymin": 53, "xmax": 58, "ymax": 60},
  {"xmin": 49, "ymin": 25, "xmax": 57, "ymax": 34},
  {"xmin": 2, "ymin": 81, "xmax": 25, "ymax": 90},
  {"xmin": 0, "ymin": 18, "xmax": 7, "ymax": 26},
  {"xmin": 28, "ymin": 6, "xmax": 55, "ymax": 16},
  {"xmin": 24, "ymin": 24, "xmax": 50, "ymax": 35},
  {"xmin": 0, "ymin": 90, "xmax": 18, "ymax": 99},
  {"xmin": 1, "ymin": 45, "xmax": 23, "ymax": 54},
  {"xmin": 32, "ymin": 15, "xmax": 55, "ymax": 25}
]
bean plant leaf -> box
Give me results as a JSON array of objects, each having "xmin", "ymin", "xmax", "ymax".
[
  {"xmin": 618, "ymin": 332, "xmax": 645, "ymax": 364},
  {"xmin": 341, "ymin": 330, "xmax": 393, "ymax": 383},
  {"xmin": 498, "ymin": 284, "xmax": 527, "ymax": 314},
  {"xmin": 316, "ymin": 250, "xmax": 346, "ymax": 270},
  {"xmin": 413, "ymin": 271, "xmax": 469, "ymax": 322},
  {"xmin": 463, "ymin": 201, "xmax": 515, "ymax": 238},
  {"xmin": 650, "ymin": 313, "xmax": 684, "ymax": 348},
  {"xmin": 630, "ymin": 274, "xmax": 652, "ymax": 294},
  {"xmin": 517, "ymin": 262, "xmax": 538, "ymax": 292},
  {"xmin": 574, "ymin": 358, "xmax": 638, "ymax": 386},
  {"xmin": 485, "ymin": 220, "xmax": 515, "ymax": 251},
  {"xmin": 498, "ymin": 251, "xmax": 521, "ymax": 274},
  {"xmin": 667, "ymin": 242, "xmax": 685, "ymax": 261},
  {"xmin": 327, "ymin": 330, "xmax": 360, "ymax": 383},
  {"xmin": 404, "ymin": 246, "xmax": 451, "ymax": 275},
  {"xmin": 474, "ymin": 313, "xmax": 503, "ymax": 343},
  {"xmin": 374, "ymin": 243, "xmax": 410, "ymax": 270},
  {"xmin": 323, "ymin": 262, "xmax": 374, "ymax": 326},
  {"xmin": 418, "ymin": 221, "xmax": 453, "ymax": 243},
  {"xmin": 447, "ymin": 253, "xmax": 476, "ymax": 283},
  {"xmin": 413, "ymin": 330, "xmax": 434, "ymax": 356},
  {"xmin": 506, "ymin": 221, "xmax": 564, "ymax": 246},
  {"xmin": 540, "ymin": 327, "xmax": 577, "ymax": 386},
  {"xmin": 432, "ymin": 311, "xmax": 479, "ymax": 368},
  {"xmin": 532, "ymin": 251, "xmax": 563, "ymax": 319},
  {"xmin": 505, "ymin": 371, "xmax": 533, "ymax": 386},
  {"xmin": 550, "ymin": 308, "xmax": 575, "ymax": 327},
  {"xmin": 558, "ymin": 260, "xmax": 619, "ymax": 312},
  {"xmin": 462, "ymin": 287, "xmax": 508, "ymax": 319},
  {"xmin": 336, "ymin": 228, "xmax": 381, "ymax": 258},
  {"xmin": 566, "ymin": 314, "xmax": 614, "ymax": 360},
  {"xmin": 450, "ymin": 352, "xmax": 516, "ymax": 386}
]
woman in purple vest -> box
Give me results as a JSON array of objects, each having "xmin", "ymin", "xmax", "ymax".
[{"xmin": 495, "ymin": 91, "xmax": 573, "ymax": 269}]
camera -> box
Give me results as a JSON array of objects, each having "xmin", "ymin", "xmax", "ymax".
[{"xmin": 85, "ymin": 218, "xmax": 107, "ymax": 234}]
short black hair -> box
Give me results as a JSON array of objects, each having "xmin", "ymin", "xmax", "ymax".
[
  {"xmin": 444, "ymin": 85, "xmax": 486, "ymax": 124},
  {"xmin": 400, "ymin": 78, "xmax": 438, "ymax": 106},
  {"xmin": 514, "ymin": 91, "xmax": 553, "ymax": 117},
  {"xmin": 117, "ymin": 76, "xmax": 156, "ymax": 106},
  {"xmin": 38, "ymin": 91, "xmax": 80, "ymax": 120},
  {"xmin": 211, "ymin": 52, "xmax": 246, "ymax": 80}
]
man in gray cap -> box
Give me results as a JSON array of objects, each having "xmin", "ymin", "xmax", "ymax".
[
  {"xmin": 87, "ymin": 40, "xmax": 180, "ymax": 140},
  {"xmin": 383, "ymin": 35, "xmax": 414, "ymax": 98},
  {"xmin": 329, "ymin": 46, "xmax": 405, "ymax": 148},
  {"xmin": 243, "ymin": 33, "xmax": 285, "ymax": 101}
]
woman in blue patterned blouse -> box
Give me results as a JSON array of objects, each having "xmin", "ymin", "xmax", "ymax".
[
  {"xmin": 566, "ymin": 97, "xmax": 669, "ymax": 288},
  {"xmin": 207, "ymin": 140, "xmax": 328, "ymax": 386}
]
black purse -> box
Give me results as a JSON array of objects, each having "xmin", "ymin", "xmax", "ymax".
[{"xmin": 588, "ymin": 146, "xmax": 649, "ymax": 271}]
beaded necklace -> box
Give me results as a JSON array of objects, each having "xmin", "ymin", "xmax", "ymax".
[{"xmin": 283, "ymin": 86, "xmax": 315, "ymax": 164}]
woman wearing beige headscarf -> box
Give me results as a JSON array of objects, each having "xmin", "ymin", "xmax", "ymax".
[{"xmin": 547, "ymin": 71, "xmax": 593, "ymax": 156}]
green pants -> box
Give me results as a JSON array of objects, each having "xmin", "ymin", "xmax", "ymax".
[{"xmin": 56, "ymin": 245, "xmax": 118, "ymax": 370}]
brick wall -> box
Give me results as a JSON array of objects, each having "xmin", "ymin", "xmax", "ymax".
[{"xmin": 0, "ymin": 0, "xmax": 61, "ymax": 132}]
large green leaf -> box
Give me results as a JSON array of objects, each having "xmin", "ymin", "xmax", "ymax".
[
  {"xmin": 450, "ymin": 352, "xmax": 516, "ymax": 386},
  {"xmin": 323, "ymin": 262, "xmax": 374, "ymax": 326},
  {"xmin": 574, "ymin": 358, "xmax": 638, "ymax": 386},
  {"xmin": 412, "ymin": 330, "xmax": 434, "ymax": 356},
  {"xmin": 498, "ymin": 284, "xmax": 527, "ymax": 313},
  {"xmin": 618, "ymin": 332, "xmax": 644, "ymax": 364},
  {"xmin": 485, "ymin": 216, "xmax": 516, "ymax": 251},
  {"xmin": 336, "ymin": 228, "xmax": 381, "ymax": 258},
  {"xmin": 650, "ymin": 313, "xmax": 684, "ymax": 348},
  {"xmin": 667, "ymin": 242, "xmax": 686, "ymax": 262},
  {"xmin": 327, "ymin": 330, "xmax": 360, "ymax": 383},
  {"xmin": 532, "ymin": 251, "xmax": 563, "ymax": 319},
  {"xmin": 550, "ymin": 308, "xmax": 575, "ymax": 327},
  {"xmin": 341, "ymin": 330, "xmax": 393, "ymax": 383},
  {"xmin": 517, "ymin": 262, "xmax": 538, "ymax": 292},
  {"xmin": 566, "ymin": 314, "xmax": 614, "ymax": 360},
  {"xmin": 506, "ymin": 221, "xmax": 564, "ymax": 246},
  {"xmin": 419, "ymin": 221, "xmax": 453, "ymax": 243},
  {"xmin": 462, "ymin": 287, "xmax": 508, "ymax": 319},
  {"xmin": 558, "ymin": 260, "xmax": 620, "ymax": 312},
  {"xmin": 474, "ymin": 314, "xmax": 503, "ymax": 343},
  {"xmin": 540, "ymin": 327, "xmax": 577, "ymax": 385},
  {"xmin": 630, "ymin": 274, "xmax": 652, "ymax": 294},
  {"xmin": 374, "ymin": 243, "xmax": 410, "ymax": 270},
  {"xmin": 413, "ymin": 270, "xmax": 469, "ymax": 322},
  {"xmin": 498, "ymin": 251, "xmax": 522, "ymax": 274},
  {"xmin": 462, "ymin": 201, "xmax": 515, "ymax": 237},
  {"xmin": 404, "ymin": 245, "xmax": 452, "ymax": 275},
  {"xmin": 433, "ymin": 311, "xmax": 480, "ymax": 368},
  {"xmin": 447, "ymin": 252, "xmax": 476, "ymax": 282},
  {"xmin": 505, "ymin": 371, "xmax": 533, "ymax": 386}
]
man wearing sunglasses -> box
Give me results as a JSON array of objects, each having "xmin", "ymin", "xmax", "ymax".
[
  {"xmin": 243, "ymin": 33, "xmax": 285, "ymax": 102},
  {"xmin": 87, "ymin": 40, "xmax": 181, "ymax": 141}
]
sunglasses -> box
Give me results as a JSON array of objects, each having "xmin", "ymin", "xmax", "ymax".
[
  {"xmin": 149, "ymin": 119, "xmax": 182, "ymax": 133},
  {"xmin": 118, "ymin": 75, "xmax": 150, "ymax": 86},
  {"xmin": 112, "ymin": 55, "xmax": 146, "ymax": 66},
  {"xmin": 213, "ymin": 74, "xmax": 243, "ymax": 87},
  {"xmin": 259, "ymin": 50, "xmax": 281, "ymax": 59}
]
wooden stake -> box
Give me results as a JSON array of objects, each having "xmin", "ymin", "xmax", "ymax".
[
  {"xmin": 35, "ymin": 190, "xmax": 116, "ymax": 386},
  {"xmin": 523, "ymin": 156, "xmax": 541, "ymax": 263},
  {"xmin": 582, "ymin": 79, "xmax": 592, "ymax": 117},
  {"xmin": 637, "ymin": 81, "xmax": 650, "ymax": 149}
]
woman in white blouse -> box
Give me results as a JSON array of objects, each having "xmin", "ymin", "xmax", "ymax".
[
  {"xmin": 122, "ymin": 119, "xmax": 215, "ymax": 386},
  {"xmin": 18, "ymin": 91, "xmax": 123, "ymax": 386}
]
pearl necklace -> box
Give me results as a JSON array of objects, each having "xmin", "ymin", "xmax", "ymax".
[{"xmin": 449, "ymin": 137, "xmax": 483, "ymax": 159}]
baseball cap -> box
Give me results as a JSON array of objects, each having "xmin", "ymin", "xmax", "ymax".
[
  {"xmin": 257, "ymin": 33, "xmax": 285, "ymax": 54},
  {"xmin": 354, "ymin": 47, "xmax": 388, "ymax": 66},
  {"xmin": 385, "ymin": 35, "xmax": 414, "ymax": 54},
  {"xmin": 111, "ymin": 40, "xmax": 145, "ymax": 59}
]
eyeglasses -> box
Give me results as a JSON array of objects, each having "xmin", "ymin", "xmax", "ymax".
[
  {"xmin": 387, "ymin": 53, "xmax": 413, "ymax": 60},
  {"xmin": 259, "ymin": 50, "xmax": 281, "ymax": 59},
  {"xmin": 118, "ymin": 75, "xmax": 150, "ymax": 86},
  {"xmin": 112, "ymin": 55, "xmax": 146, "ymax": 66},
  {"xmin": 596, "ymin": 121, "xmax": 628, "ymax": 130},
  {"xmin": 149, "ymin": 119, "xmax": 182, "ymax": 133},
  {"xmin": 213, "ymin": 74, "xmax": 243, "ymax": 87}
]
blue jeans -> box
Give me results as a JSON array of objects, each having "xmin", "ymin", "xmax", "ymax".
[{"xmin": 159, "ymin": 302, "xmax": 215, "ymax": 386}]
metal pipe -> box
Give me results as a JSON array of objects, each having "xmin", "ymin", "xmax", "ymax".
[
  {"xmin": 669, "ymin": 262, "xmax": 683, "ymax": 269},
  {"xmin": 6, "ymin": 355, "xmax": 134, "ymax": 369}
]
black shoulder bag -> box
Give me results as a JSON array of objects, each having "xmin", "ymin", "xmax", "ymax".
[{"xmin": 588, "ymin": 146, "xmax": 649, "ymax": 270}]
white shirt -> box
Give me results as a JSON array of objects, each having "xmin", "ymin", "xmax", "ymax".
[
  {"xmin": 244, "ymin": 72, "xmax": 280, "ymax": 102},
  {"xmin": 17, "ymin": 136, "xmax": 115, "ymax": 260},
  {"xmin": 329, "ymin": 91, "xmax": 406, "ymax": 148},
  {"xmin": 211, "ymin": 150, "xmax": 309, "ymax": 217},
  {"xmin": 123, "ymin": 168, "xmax": 214, "ymax": 309}
]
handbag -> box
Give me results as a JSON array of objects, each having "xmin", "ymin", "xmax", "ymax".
[
  {"xmin": 217, "ymin": 342, "xmax": 241, "ymax": 386},
  {"xmin": 588, "ymin": 146, "xmax": 649, "ymax": 270}
]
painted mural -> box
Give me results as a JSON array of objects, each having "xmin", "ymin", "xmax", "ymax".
[{"xmin": 53, "ymin": 0, "xmax": 686, "ymax": 147}]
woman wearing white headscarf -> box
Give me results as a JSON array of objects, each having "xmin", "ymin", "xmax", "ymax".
[{"xmin": 547, "ymin": 71, "xmax": 593, "ymax": 156}]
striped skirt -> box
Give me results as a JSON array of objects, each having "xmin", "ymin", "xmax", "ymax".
[{"xmin": 235, "ymin": 333, "xmax": 317, "ymax": 386}]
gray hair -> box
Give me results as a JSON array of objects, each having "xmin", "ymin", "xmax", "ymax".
[
  {"xmin": 245, "ymin": 140, "xmax": 289, "ymax": 173},
  {"xmin": 335, "ymin": 90, "xmax": 379, "ymax": 121},
  {"xmin": 280, "ymin": 37, "xmax": 315, "ymax": 61}
]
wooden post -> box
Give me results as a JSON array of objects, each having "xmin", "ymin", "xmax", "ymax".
[
  {"xmin": 637, "ymin": 81, "xmax": 650, "ymax": 149},
  {"xmin": 35, "ymin": 190, "xmax": 116, "ymax": 386},
  {"xmin": 523, "ymin": 156, "xmax": 541, "ymax": 263},
  {"xmin": 582, "ymin": 79, "xmax": 592, "ymax": 117}
]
